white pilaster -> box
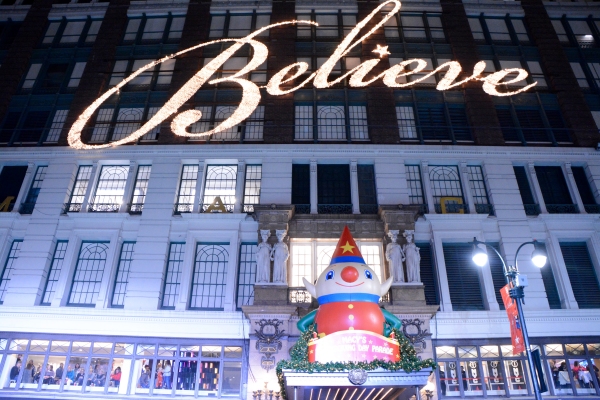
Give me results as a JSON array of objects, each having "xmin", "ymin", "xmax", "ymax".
[
  {"xmin": 80, "ymin": 161, "xmax": 99, "ymax": 213},
  {"xmin": 564, "ymin": 162, "xmax": 586, "ymax": 214},
  {"xmin": 119, "ymin": 161, "xmax": 137, "ymax": 213},
  {"xmin": 527, "ymin": 163, "xmax": 548, "ymax": 214},
  {"xmin": 460, "ymin": 163, "xmax": 476, "ymax": 214},
  {"xmin": 350, "ymin": 160, "xmax": 360, "ymax": 214},
  {"xmin": 234, "ymin": 161, "xmax": 246, "ymax": 213},
  {"xmin": 421, "ymin": 161, "xmax": 435, "ymax": 214},
  {"xmin": 310, "ymin": 159, "xmax": 318, "ymax": 214}
]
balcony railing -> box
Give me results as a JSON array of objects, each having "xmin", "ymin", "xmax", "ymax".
[
  {"xmin": 173, "ymin": 203, "xmax": 193, "ymax": 215},
  {"xmin": 434, "ymin": 203, "xmax": 469, "ymax": 214},
  {"xmin": 294, "ymin": 204, "xmax": 310, "ymax": 214},
  {"xmin": 62, "ymin": 203, "xmax": 82, "ymax": 214},
  {"xmin": 523, "ymin": 204, "xmax": 541, "ymax": 216},
  {"xmin": 128, "ymin": 203, "xmax": 144, "ymax": 215},
  {"xmin": 359, "ymin": 204, "xmax": 378, "ymax": 214},
  {"xmin": 317, "ymin": 204, "xmax": 352, "ymax": 214},
  {"xmin": 584, "ymin": 204, "xmax": 600, "ymax": 214},
  {"xmin": 475, "ymin": 203, "xmax": 494, "ymax": 216},
  {"xmin": 288, "ymin": 287, "xmax": 312, "ymax": 305},
  {"xmin": 88, "ymin": 202, "xmax": 120, "ymax": 212},
  {"xmin": 243, "ymin": 204, "xmax": 255, "ymax": 213},
  {"xmin": 18, "ymin": 202, "xmax": 35, "ymax": 215},
  {"xmin": 200, "ymin": 203, "xmax": 234, "ymax": 213},
  {"xmin": 546, "ymin": 204, "xmax": 579, "ymax": 214}
]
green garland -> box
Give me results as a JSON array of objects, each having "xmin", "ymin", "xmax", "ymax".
[{"xmin": 276, "ymin": 326, "xmax": 436, "ymax": 399}]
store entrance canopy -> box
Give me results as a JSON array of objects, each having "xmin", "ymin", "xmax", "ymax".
[{"xmin": 281, "ymin": 368, "xmax": 432, "ymax": 400}]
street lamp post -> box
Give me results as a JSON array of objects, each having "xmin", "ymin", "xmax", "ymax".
[{"xmin": 469, "ymin": 238, "xmax": 548, "ymax": 400}]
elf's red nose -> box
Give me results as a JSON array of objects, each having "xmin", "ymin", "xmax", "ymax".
[{"xmin": 341, "ymin": 266, "xmax": 359, "ymax": 283}]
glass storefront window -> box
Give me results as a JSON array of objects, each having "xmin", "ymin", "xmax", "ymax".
[
  {"xmin": 64, "ymin": 355, "xmax": 89, "ymax": 391},
  {"xmin": 158, "ymin": 345, "xmax": 177, "ymax": 357},
  {"xmin": 460, "ymin": 361, "xmax": 483, "ymax": 396},
  {"xmin": 199, "ymin": 361, "xmax": 219, "ymax": 394},
  {"xmin": 50, "ymin": 341, "xmax": 70, "ymax": 353},
  {"xmin": 479, "ymin": 346, "xmax": 499, "ymax": 358},
  {"xmin": 436, "ymin": 346, "xmax": 456, "ymax": 359},
  {"xmin": 9, "ymin": 339, "xmax": 28, "ymax": 352},
  {"xmin": 482, "ymin": 359, "xmax": 506, "ymax": 395},
  {"xmin": 458, "ymin": 346, "xmax": 477, "ymax": 359},
  {"xmin": 21, "ymin": 354, "xmax": 44, "ymax": 389},
  {"xmin": 438, "ymin": 361, "xmax": 461, "ymax": 396},
  {"xmin": 501, "ymin": 345, "xmax": 522, "ymax": 357},
  {"xmin": 114, "ymin": 343, "xmax": 134, "ymax": 356},
  {"xmin": 108, "ymin": 358, "xmax": 129, "ymax": 394},
  {"xmin": 0, "ymin": 340, "xmax": 6, "ymax": 351},
  {"xmin": 202, "ymin": 346, "xmax": 221, "ymax": 358},
  {"xmin": 93, "ymin": 343, "xmax": 113, "ymax": 355},
  {"xmin": 588, "ymin": 344, "xmax": 600, "ymax": 356},
  {"xmin": 570, "ymin": 359, "xmax": 595, "ymax": 394},
  {"xmin": 176, "ymin": 359, "xmax": 196, "ymax": 394},
  {"xmin": 41, "ymin": 355, "xmax": 66, "ymax": 390},
  {"xmin": 222, "ymin": 361, "xmax": 241, "ymax": 395},
  {"xmin": 72, "ymin": 342, "xmax": 92, "ymax": 354},
  {"xmin": 224, "ymin": 346, "xmax": 242, "ymax": 358},
  {"xmin": 545, "ymin": 344, "xmax": 563, "ymax": 356},
  {"xmin": 137, "ymin": 344, "xmax": 156, "ymax": 356},
  {"xmin": 132, "ymin": 359, "xmax": 151, "ymax": 394},
  {"xmin": 29, "ymin": 340, "xmax": 49, "ymax": 352},
  {"xmin": 1, "ymin": 354, "xmax": 21, "ymax": 389},
  {"xmin": 503, "ymin": 359, "xmax": 528, "ymax": 395},
  {"xmin": 85, "ymin": 357, "xmax": 109, "ymax": 392}
]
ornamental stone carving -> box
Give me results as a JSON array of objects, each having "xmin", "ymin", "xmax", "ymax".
[
  {"xmin": 256, "ymin": 230, "xmax": 272, "ymax": 283},
  {"xmin": 403, "ymin": 230, "xmax": 421, "ymax": 283},
  {"xmin": 386, "ymin": 230, "xmax": 405, "ymax": 283},
  {"xmin": 272, "ymin": 230, "xmax": 289, "ymax": 284}
]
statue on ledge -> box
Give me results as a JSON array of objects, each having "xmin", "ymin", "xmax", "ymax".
[
  {"xmin": 255, "ymin": 230, "xmax": 272, "ymax": 283},
  {"xmin": 403, "ymin": 230, "xmax": 421, "ymax": 283},
  {"xmin": 386, "ymin": 230, "xmax": 405, "ymax": 283},
  {"xmin": 272, "ymin": 230, "xmax": 289, "ymax": 284}
]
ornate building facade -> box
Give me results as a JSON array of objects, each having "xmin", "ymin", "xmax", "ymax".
[{"xmin": 0, "ymin": 0, "xmax": 599, "ymax": 398}]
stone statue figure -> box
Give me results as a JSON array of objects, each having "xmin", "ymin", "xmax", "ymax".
[
  {"xmin": 385, "ymin": 230, "xmax": 405, "ymax": 283},
  {"xmin": 255, "ymin": 230, "xmax": 272, "ymax": 283},
  {"xmin": 272, "ymin": 230, "xmax": 289, "ymax": 283},
  {"xmin": 403, "ymin": 230, "xmax": 421, "ymax": 283}
]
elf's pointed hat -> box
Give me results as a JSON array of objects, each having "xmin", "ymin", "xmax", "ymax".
[{"xmin": 330, "ymin": 226, "xmax": 366, "ymax": 265}]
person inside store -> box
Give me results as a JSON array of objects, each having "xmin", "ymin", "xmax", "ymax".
[
  {"xmin": 93, "ymin": 366, "xmax": 106, "ymax": 387},
  {"xmin": 22, "ymin": 360, "xmax": 35, "ymax": 384},
  {"xmin": 75, "ymin": 367, "xmax": 85, "ymax": 386},
  {"xmin": 33, "ymin": 363, "xmax": 42, "ymax": 383},
  {"xmin": 86, "ymin": 365, "xmax": 97, "ymax": 386},
  {"xmin": 9, "ymin": 360, "xmax": 21, "ymax": 382},
  {"xmin": 461, "ymin": 366, "xmax": 468, "ymax": 391},
  {"xmin": 156, "ymin": 363, "xmax": 163, "ymax": 388},
  {"xmin": 138, "ymin": 365, "xmax": 151, "ymax": 388},
  {"xmin": 162, "ymin": 361, "xmax": 172, "ymax": 389},
  {"xmin": 55, "ymin": 363, "xmax": 64, "ymax": 385},
  {"xmin": 65, "ymin": 364, "xmax": 75, "ymax": 385},
  {"xmin": 43, "ymin": 364, "xmax": 55, "ymax": 384},
  {"xmin": 110, "ymin": 367, "xmax": 121, "ymax": 388}
]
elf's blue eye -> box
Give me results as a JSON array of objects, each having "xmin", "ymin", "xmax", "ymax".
[
  {"xmin": 365, "ymin": 270, "xmax": 373, "ymax": 280},
  {"xmin": 326, "ymin": 270, "xmax": 335, "ymax": 280}
]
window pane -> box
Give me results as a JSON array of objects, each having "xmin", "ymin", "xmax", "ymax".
[
  {"xmin": 90, "ymin": 165, "xmax": 129, "ymax": 211},
  {"xmin": 107, "ymin": 358, "xmax": 129, "ymax": 394},
  {"xmin": 504, "ymin": 360, "xmax": 528, "ymax": 394},
  {"xmin": 162, "ymin": 243, "xmax": 185, "ymax": 308},
  {"xmin": 190, "ymin": 244, "xmax": 229, "ymax": 309},
  {"xmin": 482, "ymin": 360, "xmax": 506, "ymax": 395},
  {"xmin": 68, "ymin": 242, "xmax": 110, "ymax": 305},
  {"xmin": 198, "ymin": 361, "xmax": 219, "ymax": 394},
  {"xmin": 202, "ymin": 165, "xmax": 237, "ymax": 212},
  {"xmin": 291, "ymin": 244, "xmax": 312, "ymax": 286}
]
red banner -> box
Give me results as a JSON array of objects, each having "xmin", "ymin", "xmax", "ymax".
[
  {"xmin": 500, "ymin": 284, "xmax": 525, "ymax": 355},
  {"xmin": 308, "ymin": 330, "xmax": 400, "ymax": 363}
]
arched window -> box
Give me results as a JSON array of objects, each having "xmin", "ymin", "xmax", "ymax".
[{"xmin": 190, "ymin": 244, "xmax": 229, "ymax": 309}]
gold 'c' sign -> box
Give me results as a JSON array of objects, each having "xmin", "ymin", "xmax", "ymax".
[{"xmin": 68, "ymin": 0, "xmax": 536, "ymax": 150}]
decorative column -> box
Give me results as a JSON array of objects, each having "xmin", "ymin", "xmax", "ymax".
[
  {"xmin": 12, "ymin": 162, "xmax": 36, "ymax": 213},
  {"xmin": 80, "ymin": 161, "xmax": 98, "ymax": 213},
  {"xmin": 420, "ymin": 161, "xmax": 436, "ymax": 214},
  {"xmin": 527, "ymin": 163, "xmax": 548, "ymax": 214},
  {"xmin": 310, "ymin": 159, "xmax": 318, "ymax": 214},
  {"xmin": 119, "ymin": 161, "xmax": 137, "ymax": 213},
  {"xmin": 234, "ymin": 161, "xmax": 246, "ymax": 213},
  {"xmin": 192, "ymin": 162, "xmax": 204, "ymax": 213},
  {"xmin": 350, "ymin": 160, "xmax": 360, "ymax": 214},
  {"xmin": 460, "ymin": 163, "xmax": 476, "ymax": 214},
  {"xmin": 564, "ymin": 162, "xmax": 586, "ymax": 214}
]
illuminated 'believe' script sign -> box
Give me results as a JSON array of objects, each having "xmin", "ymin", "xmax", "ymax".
[{"xmin": 68, "ymin": 0, "xmax": 536, "ymax": 149}]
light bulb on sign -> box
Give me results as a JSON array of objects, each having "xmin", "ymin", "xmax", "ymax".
[{"xmin": 68, "ymin": 0, "xmax": 536, "ymax": 150}]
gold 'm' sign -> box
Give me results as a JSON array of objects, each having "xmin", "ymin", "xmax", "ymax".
[{"xmin": 68, "ymin": 0, "xmax": 536, "ymax": 150}]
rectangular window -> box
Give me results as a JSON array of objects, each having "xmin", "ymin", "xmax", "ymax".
[
  {"xmin": 295, "ymin": 105, "xmax": 313, "ymax": 140},
  {"xmin": 560, "ymin": 242, "xmax": 600, "ymax": 308},
  {"xmin": 429, "ymin": 166, "xmax": 465, "ymax": 213},
  {"xmin": 396, "ymin": 106, "xmax": 417, "ymax": 139},
  {"xmin": 129, "ymin": 165, "xmax": 151, "ymax": 214},
  {"xmin": 485, "ymin": 18, "xmax": 511, "ymax": 43},
  {"xmin": 68, "ymin": 62, "xmax": 86, "ymax": 87},
  {"xmin": 348, "ymin": 105, "xmax": 368, "ymax": 141},
  {"xmin": 86, "ymin": 20, "xmax": 102, "ymax": 43},
  {"xmin": 467, "ymin": 165, "xmax": 492, "ymax": 215},
  {"xmin": 141, "ymin": 17, "xmax": 167, "ymax": 41},
  {"xmin": 468, "ymin": 17, "xmax": 484, "ymax": 42},
  {"xmin": 236, "ymin": 243, "xmax": 257, "ymax": 309},
  {"xmin": 68, "ymin": 241, "xmax": 110, "ymax": 306},
  {"xmin": 587, "ymin": 63, "xmax": 600, "ymax": 87},
  {"xmin": 538, "ymin": 243, "xmax": 561, "ymax": 309},
  {"xmin": 572, "ymin": 166, "xmax": 597, "ymax": 208},
  {"xmin": 358, "ymin": 165, "xmax": 377, "ymax": 214},
  {"xmin": 513, "ymin": 166, "xmax": 538, "ymax": 215},
  {"xmin": 43, "ymin": 21, "xmax": 61, "ymax": 44},
  {"xmin": 20, "ymin": 166, "xmax": 47, "ymax": 214},
  {"xmin": 202, "ymin": 165, "xmax": 237, "ymax": 213},
  {"xmin": 175, "ymin": 165, "xmax": 198, "ymax": 214},
  {"xmin": 570, "ymin": 62, "xmax": 589, "ymax": 88},
  {"xmin": 418, "ymin": 104, "xmax": 450, "ymax": 141},
  {"xmin": 292, "ymin": 164, "xmax": 310, "ymax": 213},
  {"xmin": 0, "ymin": 240, "xmax": 22, "ymax": 304},
  {"xmin": 41, "ymin": 241, "xmax": 68, "ymax": 305},
  {"xmin": 46, "ymin": 109, "xmax": 68, "ymax": 142},
  {"xmin": 190, "ymin": 244, "xmax": 229, "ymax": 310},
  {"xmin": 15, "ymin": 110, "xmax": 50, "ymax": 144},
  {"xmin": 162, "ymin": 242, "xmax": 185, "ymax": 309},
  {"xmin": 443, "ymin": 243, "xmax": 485, "ymax": 311},
  {"xmin": 89, "ymin": 165, "xmax": 129, "ymax": 212},
  {"xmin": 124, "ymin": 15, "xmax": 185, "ymax": 44},
  {"xmin": 568, "ymin": 20, "xmax": 594, "ymax": 47},
  {"xmin": 406, "ymin": 165, "xmax": 425, "ymax": 206},
  {"xmin": 111, "ymin": 241, "xmax": 136, "ymax": 308},
  {"xmin": 41, "ymin": 63, "xmax": 69, "ymax": 91},
  {"xmin": 22, "ymin": 63, "xmax": 42, "ymax": 89},
  {"xmin": 317, "ymin": 164, "xmax": 351, "ymax": 214},
  {"xmin": 417, "ymin": 242, "xmax": 438, "ymax": 305},
  {"xmin": 243, "ymin": 165, "xmax": 261, "ymax": 213},
  {"xmin": 534, "ymin": 166, "xmax": 576, "ymax": 213},
  {"xmin": 61, "ymin": 20, "xmax": 85, "ymax": 43},
  {"xmin": 67, "ymin": 165, "xmax": 93, "ymax": 212},
  {"xmin": 552, "ymin": 19, "xmax": 569, "ymax": 44},
  {"xmin": 511, "ymin": 19, "xmax": 529, "ymax": 43},
  {"xmin": 91, "ymin": 106, "xmax": 161, "ymax": 143},
  {"xmin": 485, "ymin": 243, "xmax": 506, "ymax": 310}
]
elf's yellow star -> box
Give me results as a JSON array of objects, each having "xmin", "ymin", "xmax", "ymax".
[{"xmin": 341, "ymin": 241, "xmax": 355, "ymax": 253}]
